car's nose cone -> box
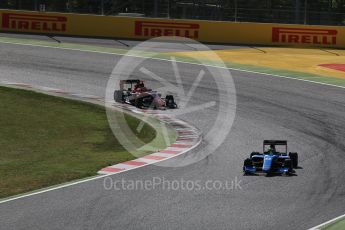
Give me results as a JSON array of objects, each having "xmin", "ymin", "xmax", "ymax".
[{"xmin": 263, "ymin": 155, "xmax": 274, "ymax": 171}]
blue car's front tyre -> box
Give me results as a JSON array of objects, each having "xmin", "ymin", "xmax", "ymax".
[
  {"xmin": 243, "ymin": 158, "xmax": 253, "ymax": 175},
  {"xmin": 284, "ymin": 159, "xmax": 293, "ymax": 174}
]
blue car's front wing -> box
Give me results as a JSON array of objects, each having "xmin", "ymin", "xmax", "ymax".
[
  {"xmin": 243, "ymin": 166, "xmax": 289, "ymax": 174},
  {"xmin": 244, "ymin": 154, "xmax": 290, "ymax": 174}
]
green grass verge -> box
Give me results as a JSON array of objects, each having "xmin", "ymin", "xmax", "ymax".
[
  {"xmin": 0, "ymin": 86, "xmax": 156, "ymax": 198},
  {"xmin": 322, "ymin": 218, "xmax": 345, "ymax": 230}
]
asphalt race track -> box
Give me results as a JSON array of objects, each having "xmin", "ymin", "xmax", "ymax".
[{"xmin": 0, "ymin": 38, "xmax": 344, "ymax": 230}]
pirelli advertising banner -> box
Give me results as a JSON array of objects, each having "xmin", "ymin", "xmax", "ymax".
[{"xmin": 1, "ymin": 9, "xmax": 344, "ymax": 48}]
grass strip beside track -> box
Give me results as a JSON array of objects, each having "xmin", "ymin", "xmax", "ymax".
[
  {"xmin": 321, "ymin": 218, "xmax": 345, "ymax": 230},
  {"xmin": 0, "ymin": 86, "xmax": 156, "ymax": 198}
]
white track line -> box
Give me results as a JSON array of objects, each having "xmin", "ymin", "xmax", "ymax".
[
  {"xmin": 308, "ymin": 213, "xmax": 345, "ymax": 230},
  {"xmin": 1, "ymin": 40, "xmax": 345, "ymax": 90}
]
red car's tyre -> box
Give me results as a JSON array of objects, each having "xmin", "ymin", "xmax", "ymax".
[{"xmin": 114, "ymin": 90, "xmax": 124, "ymax": 103}]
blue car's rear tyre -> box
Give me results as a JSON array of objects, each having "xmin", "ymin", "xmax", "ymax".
[{"xmin": 289, "ymin": 152, "xmax": 298, "ymax": 168}]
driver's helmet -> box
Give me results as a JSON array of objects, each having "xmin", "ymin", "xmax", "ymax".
[
  {"xmin": 268, "ymin": 144, "xmax": 276, "ymax": 154},
  {"xmin": 139, "ymin": 81, "xmax": 145, "ymax": 88}
]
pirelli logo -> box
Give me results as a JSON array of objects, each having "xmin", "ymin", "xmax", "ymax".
[
  {"xmin": 2, "ymin": 13, "xmax": 67, "ymax": 32},
  {"xmin": 135, "ymin": 21, "xmax": 199, "ymax": 39},
  {"xmin": 272, "ymin": 27, "xmax": 337, "ymax": 45}
]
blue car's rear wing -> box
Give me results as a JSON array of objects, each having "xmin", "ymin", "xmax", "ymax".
[
  {"xmin": 264, "ymin": 140, "xmax": 287, "ymax": 145},
  {"xmin": 263, "ymin": 140, "xmax": 287, "ymax": 154}
]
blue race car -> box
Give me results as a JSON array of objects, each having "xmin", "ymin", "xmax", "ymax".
[{"xmin": 243, "ymin": 140, "xmax": 298, "ymax": 176}]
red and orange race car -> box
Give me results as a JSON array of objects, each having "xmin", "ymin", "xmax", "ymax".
[{"xmin": 114, "ymin": 79, "xmax": 177, "ymax": 109}]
